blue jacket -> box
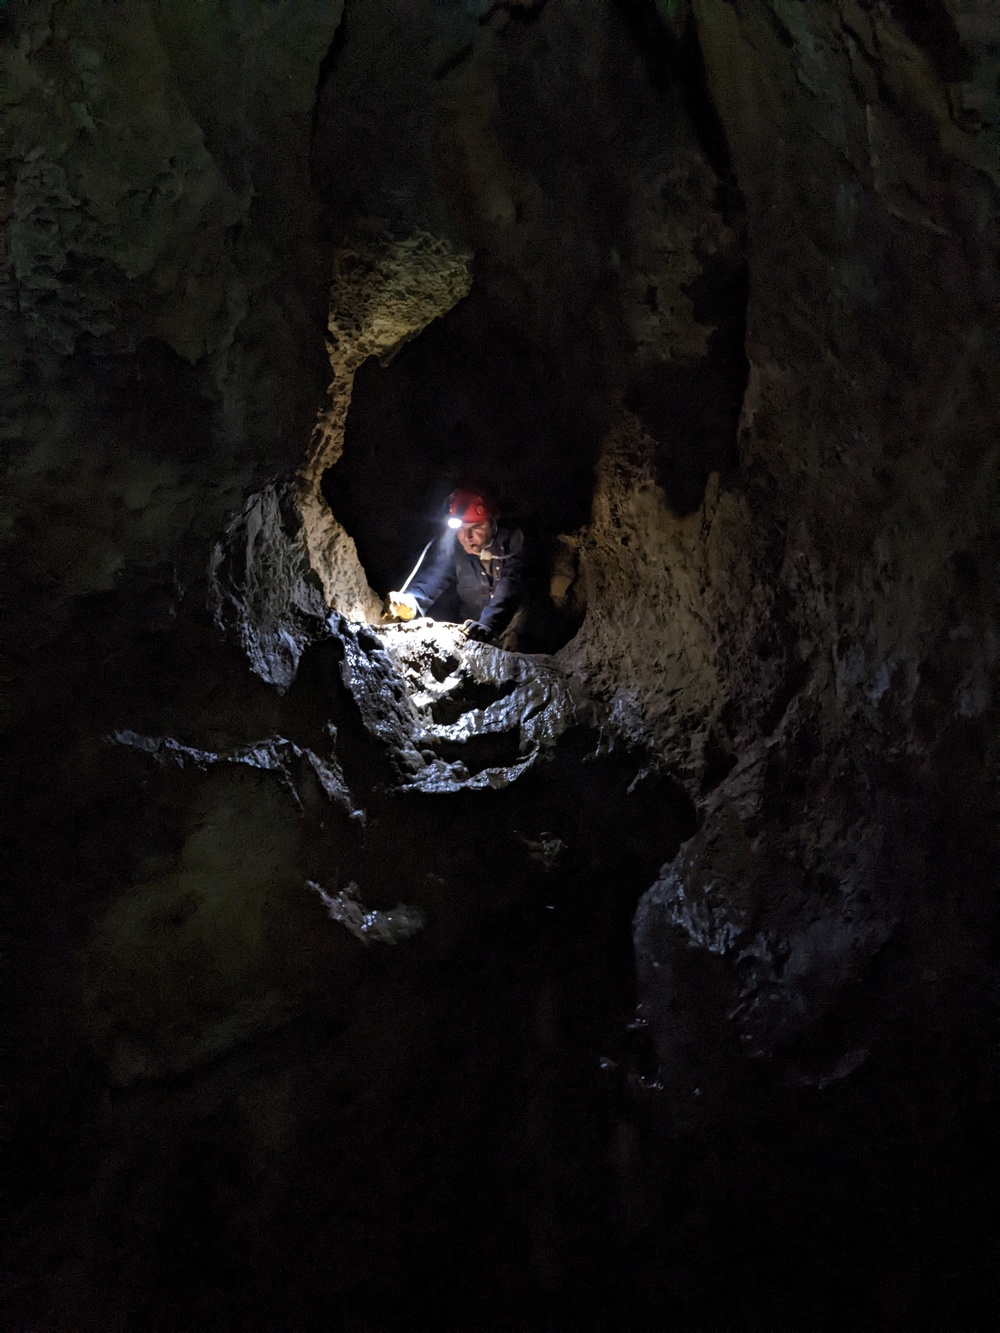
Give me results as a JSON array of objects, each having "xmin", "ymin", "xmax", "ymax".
[{"xmin": 406, "ymin": 526, "xmax": 525, "ymax": 636}]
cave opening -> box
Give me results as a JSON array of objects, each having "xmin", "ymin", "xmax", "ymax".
[
  {"xmin": 320, "ymin": 285, "xmax": 604, "ymax": 650},
  {"xmin": 5, "ymin": 0, "xmax": 997, "ymax": 1328},
  {"xmin": 303, "ymin": 0, "xmax": 752, "ymax": 637}
]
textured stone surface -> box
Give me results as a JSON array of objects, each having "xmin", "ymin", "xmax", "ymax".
[
  {"xmin": 299, "ymin": 226, "xmax": 472, "ymax": 617},
  {"xmin": 208, "ymin": 480, "xmax": 334, "ymax": 691},
  {"xmin": 557, "ymin": 414, "xmax": 752, "ymax": 783},
  {"xmin": 610, "ymin": 0, "xmax": 999, "ymax": 1118},
  {"xmin": 113, "ymin": 727, "xmax": 362, "ymax": 821},
  {"xmin": 635, "ymin": 698, "xmax": 900, "ymax": 1078},
  {"xmin": 2, "ymin": 0, "xmax": 997, "ymax": 1326},
  {"xmin": 375, "ymin": 620, "xmax": 576, "ymax": 791},
  {"xmin": 1, "ymin": 0, "xmax": 340, "ymax": 635},
  {"xmin": 307, "ymin": 878, "xmax": 426, "ymax": 947},
  {"xmin": 205, "ymin": 484, "xmax": 578, "ymax": 789}
]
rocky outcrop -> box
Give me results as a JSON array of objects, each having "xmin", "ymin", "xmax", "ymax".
[
  {"xmin": 375, "ymin": 619, "xmax": 575, "ymax": 791},
  {"xmin": 611, "ymin": 0, "xmax": 1000, "ymax": 1118},
  {"xmin": 299, "ymin": 227, "xmax": 472, "ymax": 618},
  {"xmin": 1, "ymin": 0, "xmax": 340, "ymax": 645}
]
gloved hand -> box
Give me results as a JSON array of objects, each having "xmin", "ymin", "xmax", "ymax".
[
  {"xmin": 459, "ymin": 619, "xmax": 493, "ymax": 643},
  {"xmin": 387, "ymin": 591, "xmax": 420, "ymax": 621}
]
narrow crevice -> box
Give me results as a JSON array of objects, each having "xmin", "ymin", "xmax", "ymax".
[
  {"xmin": 309, "ymin": 5, "xmax": 349, "ymax": 146},
  {"xmin": 614, "ymin": 0, "xmax": 749, "ymax": 513},
  {"xmin": 422, "ymin": 729, "xmax": 525, "ymax": 775},
  {"xmin": 625, "ymin": 247, "xmax": 749, "ymax": 514},
  {"xmin": 883, "ymin": 0, "xmax": 974, "ymax": 83},
  {"xmin": 433, "ymin": 40, "xmax": 474, "ymax": 81},
  {"xmin": 614, "ymin": 0, "xmax": 743, "ymax": 222},
  {"xmin": 677, "ymin": 15, "xmax": 741, "ymax": 218},
  {"xmin": 428, "ymin": 677, "xmax": 520, "ymax": 726},
  {"xmin": 612, "ymin": 0, "xmax": 679, "ymax": 97}
]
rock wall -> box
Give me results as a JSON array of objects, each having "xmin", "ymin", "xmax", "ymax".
[
  {"xmin": 2, "ymin": 1, "xmax": 996, "ymax": 1327},
  {"xmin": 2, "ymin": 0, "xmax": 340, "ymax": 650},
  {"xmin": 611, "ymin": 0, "xmax": 1000, "ymax": 1080},
  {"xmin": 565, "ymin": 0, "xmax": 999, "ymax": 769},
  {"xmin": 299, "ymin": 225, "xmax": 472, "ymax": 619}
]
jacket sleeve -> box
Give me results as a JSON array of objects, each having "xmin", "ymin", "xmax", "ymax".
[
  {"xmin": 479, "ymin": 528, "xmax": 525, "ymax": 635},
  {"xmin": 404, "ymin": 533, "xmax": 457, "ymax": 614}
]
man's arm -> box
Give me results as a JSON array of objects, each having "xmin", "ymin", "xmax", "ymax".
[{"xmin": 402, "ymin": 533, "xmax": 457, "ymax": 615}]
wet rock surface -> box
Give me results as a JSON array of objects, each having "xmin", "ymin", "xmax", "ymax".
[
  {"xmin": 83, "ymin": 573, "xmax": 583, "ymax": 1094},
  {"xmin": 375, "ymin": 620, "xmax": 575, "ymax": 791},
  {"xmin": 208, "ymin": 480, "xmax": 335, "ymax": 693},
  {"xmin": 636, "ymin": 700, "xmax": 903, "ymax": 1079},
  {"xmin": 3, "ymin": 0, "xmax": 998, "ymax": 1328},
  {"xmin": 207, "ymin": 470, "xmax": 576, "ymax": 791}
]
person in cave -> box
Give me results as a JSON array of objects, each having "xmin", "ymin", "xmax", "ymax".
[{"xmin": 387, "ymin": 490, "xmax": 524, "ymax": 645}]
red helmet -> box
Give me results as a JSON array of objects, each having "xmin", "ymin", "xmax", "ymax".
[{"xmin": 447, "ymin": 490, "xmax": 496, "ymax": 527}]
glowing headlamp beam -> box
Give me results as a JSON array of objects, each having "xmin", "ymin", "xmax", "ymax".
[{"xmin": 447, "ymin": 516, "xmax": 463, "ymax": 529}]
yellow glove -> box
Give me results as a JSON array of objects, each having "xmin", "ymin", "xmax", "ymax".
[{"xmin": 388, "ymin": 591, "xmax": 420, "ymax": 621}]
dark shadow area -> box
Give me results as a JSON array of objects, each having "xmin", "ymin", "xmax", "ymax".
[
  {"xmin": 615, "ymin": 0, "xmax": 745, "ymax": 225},
  {"xmin": 309, "ymin": 6, "xmax": 347, "ymax": 143},
  {"xmin": 423, "ymin": 728, "xmax": 526, "ymax": 773},
  {"xmin": 884, "ymin": 0, "xmax": 974, "ymax": 83},
  {"xmin": 615, "ymin": 0, "xmax": 749, "ymax": 515},
  {"xmin": 5, "ymin": 574, "xmax": 703, "ymax": 1326},
  {"xmin": 312, "ymin": 0, "xmax": 747, "ymax": 615},
  {"xmin": 84, "ymin": 339, "xmax": 216, "ymax": 468},
  {"xmin": 626, "ymin": 252, "xmax": 749, "ymax": 514},
  {"xmin": 428, "ymin": 676, "xmax": 519, "ymax": 726},
  {"xmin": 324, "ymin": 295, "xmax": 601, "ymax": 590}
]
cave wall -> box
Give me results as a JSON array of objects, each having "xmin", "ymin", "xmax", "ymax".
[
  {"xmin": 695, "ymin": 0, "xmax": 1000, "ymax": 748},
  {"xmin": 2, "ymin": 1, "xmax": 997, "ymax": 1328},
  {"xmin": 2, "ymin": 0, "xmax": 340, "ymax": 654},
  {"xmin": 618, "ymin": 0, "xmax": 1000, "ymax": 1074},
  {"xmin": 565, "ymin": 0, "xmax": 1000, "ymax": 774}
]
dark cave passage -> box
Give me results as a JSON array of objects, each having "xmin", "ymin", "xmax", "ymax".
[{"xmin": 323, "ymin": 293, "xmax": 602, "ymax": 596}]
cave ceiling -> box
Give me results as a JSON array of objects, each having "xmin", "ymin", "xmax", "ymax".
[{"xmin": 2, "ymin": 0, "xmax": 997, "ymax": 1327}]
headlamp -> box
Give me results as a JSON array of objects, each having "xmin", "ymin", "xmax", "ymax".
[{"xmin": 447, "ymin": 490, "xmax": 495, "ymax": 527}]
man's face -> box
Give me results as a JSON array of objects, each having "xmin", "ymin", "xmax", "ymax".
[{"xmin": 457, "ymin": 520, "xmax": 491, "ymax": 555}]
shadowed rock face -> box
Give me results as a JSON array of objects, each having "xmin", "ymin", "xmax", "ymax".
[{"xmin": 2, "ymin": 1, "xmax": 997, "ymax": 1328}]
